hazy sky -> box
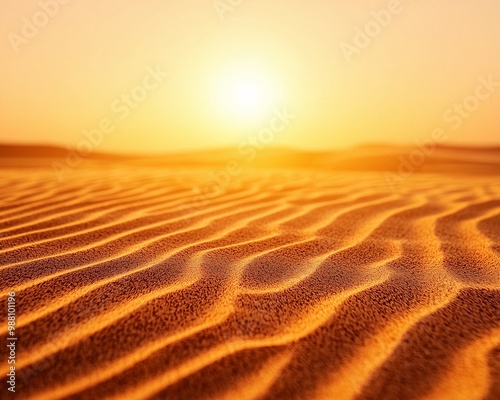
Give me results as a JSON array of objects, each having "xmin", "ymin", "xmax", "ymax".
[{"xmin": 1, "ymin": 0, "xmax": 499, "ymax": 153}]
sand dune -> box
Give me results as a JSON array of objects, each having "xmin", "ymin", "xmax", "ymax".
[{"xmin": 1, "ymin": 145, "xmax": 499, "ymax": 399}]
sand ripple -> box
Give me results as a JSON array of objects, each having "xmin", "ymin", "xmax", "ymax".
[{"xmin": 0, "ymin": 164, "xmax": 499, "ymax": 400}]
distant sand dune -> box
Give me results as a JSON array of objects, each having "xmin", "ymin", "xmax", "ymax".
[{"xmin": 0, "ymin": 145, "xmax": 499, "ymax": 399}]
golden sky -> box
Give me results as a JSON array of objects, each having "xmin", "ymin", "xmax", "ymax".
[{"xmin": 1, "ymin": 0, "xmax": 499, "ymax": 153}]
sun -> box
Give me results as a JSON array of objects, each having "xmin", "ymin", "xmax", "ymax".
[
  {"xmin": 226, "ymin": 71, "xmax": 272, "ymax": 116},
  {"xmin": 209, "ymin": 65, "xmax": 279, "ymax": 125}
]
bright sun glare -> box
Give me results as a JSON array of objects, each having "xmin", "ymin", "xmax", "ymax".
[
  {"xmin": 210, "ymin": 66, "xmax": 279, "ymax": 125},
  {"xmin": 228, "ymin": 73, "xmax": 270, "ymax": 115}
]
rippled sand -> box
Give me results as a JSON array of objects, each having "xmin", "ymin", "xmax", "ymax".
[{"xmin": 0, "ymin": 145, "xmax": 499, "ymax": 399}]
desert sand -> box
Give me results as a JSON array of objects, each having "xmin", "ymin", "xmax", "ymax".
[{"xmin": 0, "ymin": 145, "xmax": 499, "ymax": 400}]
